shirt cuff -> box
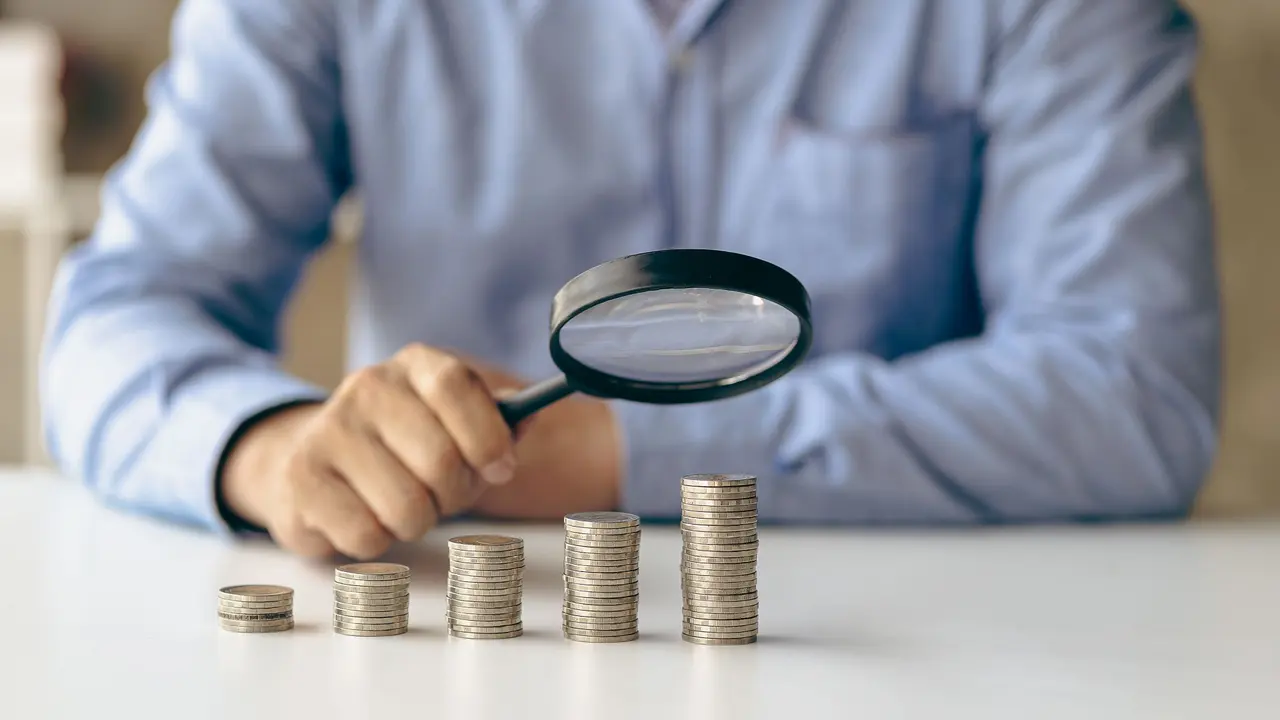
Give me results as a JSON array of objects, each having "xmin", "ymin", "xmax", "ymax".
[
  {"xmin": 131, "ymin": 362, "xmax": 327, "ymax": 536},
  {"xmin": 612, "ymin": 393, "xmax": 781, "ymax": 520}
]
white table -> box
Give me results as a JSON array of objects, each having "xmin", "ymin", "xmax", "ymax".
[{"xmin": 1, "ymin": 467, "xmax": 1277, "ymax": 720}]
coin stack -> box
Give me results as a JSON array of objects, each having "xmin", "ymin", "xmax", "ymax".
[
  {"xmin": 446, "ymin": 535, "xmax": 525, "ymax": 639},
  {"xmin": 218, "ymin": 585, "xmax": 294, "ymax": 633},
  {"xmin": 332, "ymin": 563, "xmax": 410, "ymax": 637},
  {"xmin": 680, "ymin": 474, "xmax": 759, "ymax": 645},
  {"xmin": 562, "ymin": 511, "xmax": 641, "ymax": 643}
]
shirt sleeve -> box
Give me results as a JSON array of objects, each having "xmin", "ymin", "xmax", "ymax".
[
  {"xmin": 40, "ymin": 0, "xmax": 348, "ymax": 533},
  {"xmin": 615, "ymin": 0, "xmax": 1221, "ymax": 524}
]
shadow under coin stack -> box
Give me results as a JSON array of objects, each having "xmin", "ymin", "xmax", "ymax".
[
  {"xmin": 680, "ymin": 474, "xmax": 759, "ymax": 645},
  {"xmin": 562, "ymin": 512, "xmax": 641, "ymax": 643},
  {"xmin": 218, "ymin": 585, "xmax": 294, "ymax": 633},
  {"xmin": 332, "ymin": 563, "xmax": 410, "ymax": 637},
  {"xmin": 446, "ymin": 535, "xmax": 525, "ymax": 639}
]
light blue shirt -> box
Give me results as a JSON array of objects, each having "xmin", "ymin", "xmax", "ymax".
[{"xmin": 40, "ymin": 0, "xmax": 1220, "ymax": 533}]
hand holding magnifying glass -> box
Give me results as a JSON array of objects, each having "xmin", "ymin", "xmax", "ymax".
[{"xmin": 496, "ymin": 249, "xmax": 814, "ymax": 426}]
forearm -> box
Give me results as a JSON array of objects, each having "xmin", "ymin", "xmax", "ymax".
[
  {"xmin": 41, "ymin": 252, "xmax": 326, "ymax": 531},
  {"xmin": 615, "ymin": 322, "xmax": 1218, "ymax": 524}
]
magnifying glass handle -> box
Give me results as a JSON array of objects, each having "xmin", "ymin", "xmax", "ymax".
[{"xmin": 497, "ymin": 374, "xmax": 576, "ymax": 428}]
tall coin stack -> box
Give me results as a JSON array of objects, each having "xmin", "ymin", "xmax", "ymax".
[
  {"xmin": 680, "ymin": 474, "xmax": 759, "ymax": 645},
  {"xmin": 333, "ymin": 563, "xmax": 410, "ymax": 637},
  {"xmin": 218, "ymin": 585, "xmax": 294, "ymax": 633},
  {"xmin": 446, "ymin": 535, "xmax": 525, "ymax": 639},
  {"xmin": 562, "ymin": 511, "xmax": 641, "ymax": 643}
]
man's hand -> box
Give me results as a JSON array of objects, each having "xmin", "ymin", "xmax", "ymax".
[
  {"xmin": 466, "ymin": 360, "xmax": 624, "ymax": 520},
  {"xmin": 219, "ymin": 344, "xmax": 518, "ymax": 559}
]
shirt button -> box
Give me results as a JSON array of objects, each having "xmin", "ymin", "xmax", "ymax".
[{"xmin": 671, "ymin": 48, "xmax": 694, "ymax": 73}]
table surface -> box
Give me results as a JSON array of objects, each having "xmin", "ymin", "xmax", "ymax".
[{"xmin": 1, "ymin": 468, "xmax": 1278, "ymax": 720}]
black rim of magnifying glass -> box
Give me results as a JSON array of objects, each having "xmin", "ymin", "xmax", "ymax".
[
  {"xmin": 547, "ymin": 248, "xmax": 813, "ymax": 404},
  {"xmin": 494, "ymin": 249, "xmax": 814, "ymax": 427}
]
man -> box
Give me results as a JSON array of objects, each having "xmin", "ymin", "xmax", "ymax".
[{"xmin": 40, "ymin": 0, "xmax": 1220, "ymax": 559}]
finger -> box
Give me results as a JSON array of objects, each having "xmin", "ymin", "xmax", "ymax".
[
  {"xmin": 271, "ymin": 511, "xmax": 337, "ymax": 558},
  {"xmin": 372, "ymin": 397, "xmax": 479, "ymax": 517},
  {"xmin": 292, "ymin": 461, "xmax": 395, "ymax": 560},
  {"xmin": 395, "ymin": 345, "xmax": 515, "ymax": 486},
  {"xmin": 330, "ymin": 428, "xmax": 440, "ymax": 542}
]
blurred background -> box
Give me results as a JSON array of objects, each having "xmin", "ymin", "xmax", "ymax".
[{"xmin": 0, "ymin": 0, "xmax": 1276, "ymax": 516}]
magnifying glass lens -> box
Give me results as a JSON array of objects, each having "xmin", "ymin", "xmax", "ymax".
[{"xmin": 556, "ymin": 287, "xmax": 801, "ymax": 384}]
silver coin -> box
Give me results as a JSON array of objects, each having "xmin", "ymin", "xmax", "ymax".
[
  {"xmin": 442, "ymin": 573, "xmax": 517, "ymax": 586},
  {"xmin": 680, "ymin": 566, "xmax": 757, "ymax": 579},
  {"xmin": 333, "ymin": 596, "xmax": 409, "ymax": 608},
  {"xmin": 335, "ymin": 614, "xmax": 409, "ymax": 625},
  {"xmin": 680, "ymin": 579, "xmax": 757, "ymax": 591},
  {"xmin": 681, "ymin": 627, "xmax": 758, "ymax": 640},
  {"xmin": 446, "ymin": 587, "xmax": 523, "ymax": 599},
  {"xmin": 220, "ymin": 620, "xmax": 294, "ymax": 633},
  {"xmin": 683, "ymin": 615, "xmax": 759, "ymax": 629},
  {"xmin": 448, "ymin": 549, "xmax": 525, "ymax": 564},
  {"xmin": 448, "ymin": 628, "xmax": 522, "ymax": 640},
  {"xmin": 218, "ymin": 600, "xmax": 293, "ymax": 612},
  {"xmin": 682, "ymin": 593, "xmax": 759, "ymax": 606},
  {"xmin": 564, "ymin": 587, "xmax": 639, "ymax": 600},
  {"xmin": 681, "ymin": 487, "xmax": 758, "ymax": 500},
  {"xmin": 333, "ymin": 607, "xmax": 408, "ymax": 619},
  {"xmin": 565, "ymin": 530, "xmax": 640, "ymax": 545},
  {"xmin": 335, "ymin": 626, "xmax": 407, "ymax": 637},
  {"xmin": 218, "ymin": 585, "xmax": 293, "ymax": 602},
  {"xmin": 333, "ymin": 588, "xmax": 409, "ymax": 601},
  {"xmin": 332, "ymin": 578, "xmax": 411, "ymax": 591},
  {"xmin": 681, "ymin": 558, "xmax": 757, "ymax": 571},
  {"xmin": 563, "ymin": 526, "xmax": 641, "ymax": 537},
  {"xmin": 682, "ymin": 634, "xmax": 756, "ymax": 646},
  {"xmin": 335, "ymin": 562, "xmax": 410, "ymax": 581},
  {"xmin": 446, "ymin": 620, "xmax": 523, "ymax": 631},
  {"xmin": 447, "ymin": 559, "xmax": 526, "ymax": 572},
  {"xmin": 446, "ymin": 614, "xmax": 523, "ymax": 628},
  {"xmin": 681, "ymin": 473, "xmax": 756, "ymax": 488},
  {"xmin": 564, "ymin": 549, "xmax": 640, "ymax": 563},
  {"xmin": 682, "ymin": 510, "xmax": 758, "ymax": 523},
  {"xmin": 683, "ymin": 609, "xmax": 759, "ymax": 621},
  {"xmin": 564, "ymin": 565, "xmax": 639, "ymax": 579},
  {"xmin": 333, "ymin": 614, "xmax": 410, "ymax": 627},
  {"xmin": 563, "ymin": 567, "xmax": 637, "ymax": 580},
  {"xmin": 564, "ymin": 511, "xmax": 640, "ymax": 528},
  {"xmin": 681, "ymin": 533, "xmax": 758, "ymax": 545},
  {"xmin": 219, "ymin": 616, "xmax": 293, "ymax": 627},
  {"xmin": 562, "ymin": 617, "xmax": 638, "ymax": 630},
  {"xmin": 443, "ymin": 601, "xmax": 521, "ymax": 614},
  {"xmin": 218, "ymin": 611, "xmax": 293, "ymax": 622},
  {"xmin": 448, "ymin": 535, "xmax": 523, "ymax": 552},
  {"xmin": 565, "ymin": 627, "xmax": 640, "ymax": 638},
  {"xmin": 562, "ymin": 625, "xmax": 639, "ymax": 637},
  {"xmin": 564, "ymin": 535, "xmax": 641, "ymax": 549},
  {"xmin": 681, "ymin": 495, "xmax": 758, "ymax": 507},
  {"xmin": 683, "ymin": 541, "xmax": 758, "ymax": 554},
  {"xmin": 563, "ymin": 574, "xmax": 636, "ymax": 587},
  {"xmin": 440, "ymin": 607, "xmax": 519, "ymax": 620},
  {"xmin": 563, "ymin": 596, "xmax": 639, "ymax": 609},
  {"xmin": 447, "ymin": 567, "xmax": 525, "ymax": 580},
  {"xmin": 680, "ymin": 523, "xmax": 758, "ymax": 536},
  {"xmin": 562, "ymin": 605, "xmax": 636, "ymax": 619},
  {"xmin": 446, "ymin": 596, "xmax": 523, "ymax": 610},
  {"xmin": 681, "ymin": 551, "xmax": 758, "ymax": 564}
]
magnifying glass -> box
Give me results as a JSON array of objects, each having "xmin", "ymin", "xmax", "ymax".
[{"xmin": 496, "ymin": 248, "xmax": 813, "ymax": 428}]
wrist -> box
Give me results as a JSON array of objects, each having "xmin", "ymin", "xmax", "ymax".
[{"xmin": 217, "ymin": 402, "xmax": 321, "ymax": 530}]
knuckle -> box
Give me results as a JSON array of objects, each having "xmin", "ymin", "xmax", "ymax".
[
  {"xmin": 423, "ymin": 356, "xmax": 476, "ymax": 397},
  {"xmin": 393, "ymin": 343, "xmax": 433, "ymax": 368}
]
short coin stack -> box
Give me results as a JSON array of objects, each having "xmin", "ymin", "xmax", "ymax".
[
  {"xmin": 562, "ymin": 511, "xmax": 641, "ymax": 643},
  {"xmin": 218, "ymin": 585, "xmax": 294, "ymax": 633},
  {"xmin": 332, "ymin": 563, "xmax": 410, "ymax": 637},
  {"xmin": 680, "ymin": 474, "xmax": 759, "ymax": 645},
  {"xmin": 446, "ymin": 535, "xmax": 524, "ymax": 639}
]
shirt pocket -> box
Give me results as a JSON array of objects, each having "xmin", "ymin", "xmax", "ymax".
[{"xmin": 736, "ymin": 118, "xmax": 975, "ymax": 353}]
